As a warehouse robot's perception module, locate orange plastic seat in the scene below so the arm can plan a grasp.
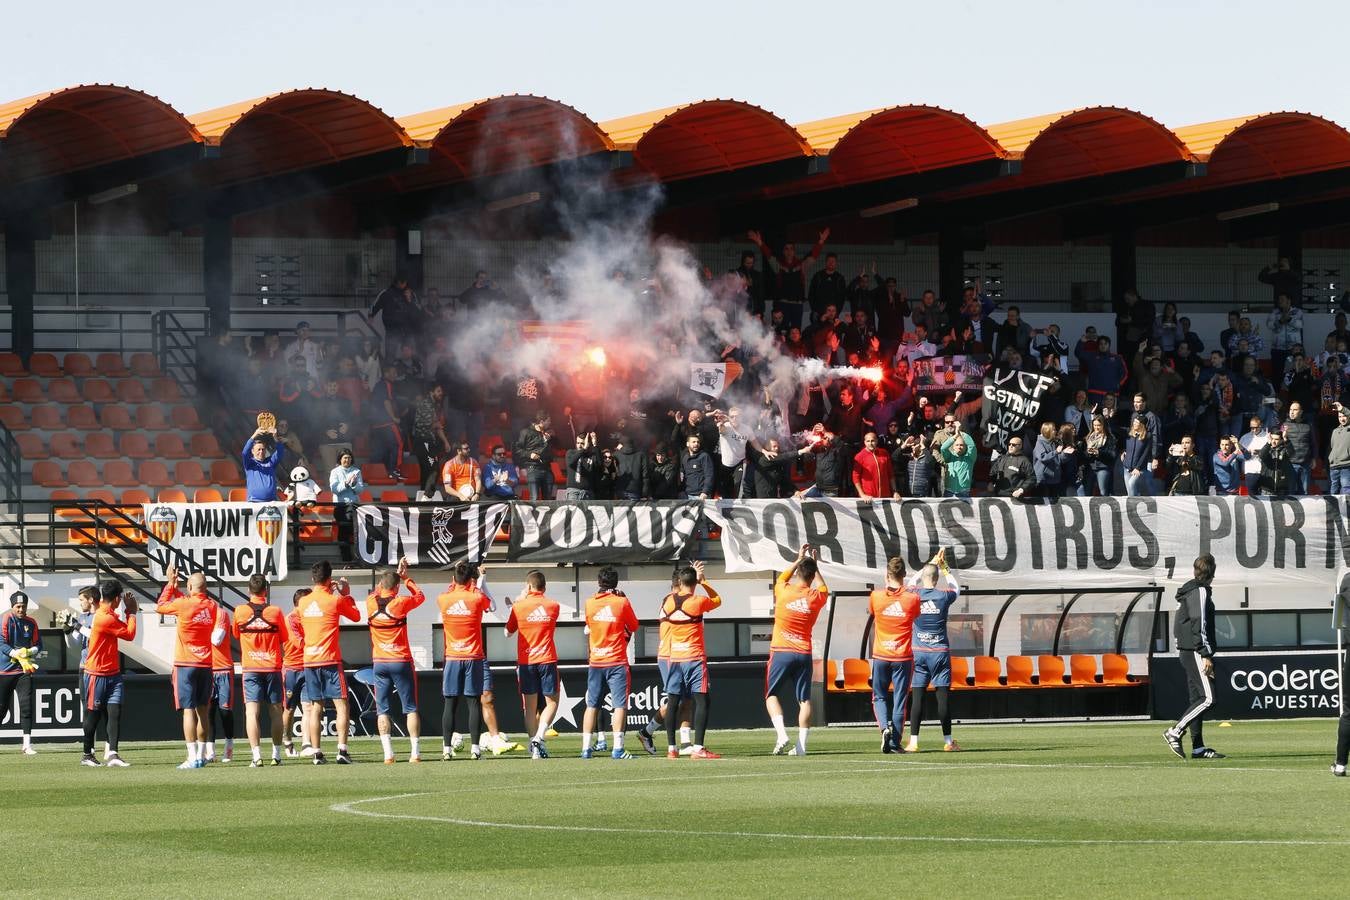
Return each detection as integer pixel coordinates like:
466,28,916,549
194,488,224,503
129,353,160,377
28,353,61,376
824,659,844,692
1070,654,1101,686
950,655,972,688
66,405,99,430
175,461,209,487
973,656,1003,688
67,460,101,488
298,513,335,543
120,489,152,506
841,658,872,692
120,433,153,459
1101,653,1135,685
401,463,421,486
16,433,47,460
190,433,223,458
135,406,169,431
0,352,26,375
47,379,80,404
12,379,43,403
138,461,173,489
62,353,94,377
48,489,77,501
1037,655,1069,687
154,433,189,459
81,379,115,403
380,489,411,503
150,378,182,402
103,460,138,487
171,406,203,431
84,431,120,458
52,432,85,459
100,406,135,430
95,353,129,376
115,380,147,403
33,406,66,430
227,488,248,502
362,463,396,486
210,460,243,486
158,489,188,503
1006,655,1036,687
0,408,26,431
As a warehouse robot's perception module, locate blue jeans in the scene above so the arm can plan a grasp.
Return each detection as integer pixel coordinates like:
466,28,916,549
1124,470,1150,497
1331,467,1350,495
1091,468,1113,497
523,468,552,501
1289,463,1309,495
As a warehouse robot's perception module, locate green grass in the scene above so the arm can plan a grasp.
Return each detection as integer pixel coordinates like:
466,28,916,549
15,720,1350,898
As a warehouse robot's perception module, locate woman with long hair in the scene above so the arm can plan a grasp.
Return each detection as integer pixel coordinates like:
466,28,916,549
1083,415,1117,496
1122,418,1152,497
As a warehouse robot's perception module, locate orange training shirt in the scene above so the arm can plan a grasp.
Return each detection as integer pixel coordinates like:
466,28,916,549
585,591,640,666
156,585,218,668
84,604,136,677
299,585,361,667
869,587,922,661
232,598,289,673
505,591,561,665
438,585,491,660
770,569,829,654
367,579,426,663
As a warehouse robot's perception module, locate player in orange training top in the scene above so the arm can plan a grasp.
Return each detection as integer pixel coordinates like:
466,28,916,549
156,567,230,769
232,573,291,766
80,579,138,768
868,556,921,754
438,560,492,760
367,557,425,763
766,544,829,756
581,566,640,760
505,570,562,760
660,561,722,759
299,561,361,765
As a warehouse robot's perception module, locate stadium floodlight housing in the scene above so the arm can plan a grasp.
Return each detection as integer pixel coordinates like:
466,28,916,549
485,191,541,213
1216,202,1279,221
860,198,919,218
88,183,138,205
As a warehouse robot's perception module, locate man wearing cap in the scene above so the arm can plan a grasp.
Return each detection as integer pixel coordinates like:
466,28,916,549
0,591,42,755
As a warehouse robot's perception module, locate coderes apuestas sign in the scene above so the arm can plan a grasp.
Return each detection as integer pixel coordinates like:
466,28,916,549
1151,652,1342,720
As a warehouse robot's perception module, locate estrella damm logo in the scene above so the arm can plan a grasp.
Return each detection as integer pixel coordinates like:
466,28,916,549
147,506,178,544
256,506,284,545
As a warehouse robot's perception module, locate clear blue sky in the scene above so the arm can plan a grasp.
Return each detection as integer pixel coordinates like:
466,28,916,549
3,0,1344,129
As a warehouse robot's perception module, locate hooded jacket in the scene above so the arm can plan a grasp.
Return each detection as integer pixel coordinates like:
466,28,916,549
613,444,648,498
1172,578,1215,659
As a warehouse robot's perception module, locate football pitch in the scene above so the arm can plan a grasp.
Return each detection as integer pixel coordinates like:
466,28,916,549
16,719,1349,898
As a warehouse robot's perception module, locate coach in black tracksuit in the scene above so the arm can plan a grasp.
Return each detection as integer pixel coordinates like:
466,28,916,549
1164,554,1224,760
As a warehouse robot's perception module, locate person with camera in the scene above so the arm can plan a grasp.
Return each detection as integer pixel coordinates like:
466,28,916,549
1258,430,1297,495
898,426,937,497
561,431,599,501
1211,435,1247,495
1166,436,1207,496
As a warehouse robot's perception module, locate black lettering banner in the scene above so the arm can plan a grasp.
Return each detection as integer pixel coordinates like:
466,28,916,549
355,503,509,567
507,500,701,564
980,367,1059,451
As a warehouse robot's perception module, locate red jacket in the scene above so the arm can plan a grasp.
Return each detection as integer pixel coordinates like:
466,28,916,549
852,447,894,498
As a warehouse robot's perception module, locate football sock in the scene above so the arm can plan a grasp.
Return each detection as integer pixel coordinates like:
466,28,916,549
1336,714,1350,767
692,694,710,748
582,731,592,749
442,698,459,749
271,742,281,761
252,746,262,763
83,706,103,755
410,736,420,756
614,731,624,750
909,689,925,740
466,698,482,748
771,714,788,743
380,734,393,758
185,741,198,762
936,687,952,739
798,727,809,751
107,704,121,754
680,725,692,745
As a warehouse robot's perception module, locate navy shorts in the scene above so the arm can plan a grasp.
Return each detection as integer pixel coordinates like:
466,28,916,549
374,661,418,714
870,659,914,700
481,659,494,692
518,662,559,696
212,671,236,709
658,658,670,685
283,667,309,707
765,651,812,703
304,665,347,701
663,660,708,696
442,659,486,697
911,650,952,690
173,666,212,710
586,665,631,709
243,672,283,704
83,673,123,708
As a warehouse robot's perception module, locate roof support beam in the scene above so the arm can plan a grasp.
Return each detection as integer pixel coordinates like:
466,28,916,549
0,142,210,217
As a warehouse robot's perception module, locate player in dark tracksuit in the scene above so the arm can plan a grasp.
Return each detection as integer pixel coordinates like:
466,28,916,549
0,591,41,754
1164,554,1225,760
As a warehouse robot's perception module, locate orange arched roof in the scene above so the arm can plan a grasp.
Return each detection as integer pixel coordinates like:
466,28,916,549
1177,112,1350,184
394,95,612,189
798,105,1006,184
601,100,813,182
0,84,201,184
998,106,1195,181
187,89,412,183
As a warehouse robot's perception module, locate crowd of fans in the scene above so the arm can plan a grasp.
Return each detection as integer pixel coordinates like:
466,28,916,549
195,243,1350,510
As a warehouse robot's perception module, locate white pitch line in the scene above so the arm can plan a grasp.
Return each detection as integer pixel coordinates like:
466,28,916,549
330,793,1350,847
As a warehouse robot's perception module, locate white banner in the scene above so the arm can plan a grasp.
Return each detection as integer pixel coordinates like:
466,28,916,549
143,502,288,581
703,496,1350,589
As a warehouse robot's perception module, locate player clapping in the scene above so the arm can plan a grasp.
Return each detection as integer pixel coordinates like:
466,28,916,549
81,581,138,767
766,545,829,756
582,567,640,760
367,557,426,764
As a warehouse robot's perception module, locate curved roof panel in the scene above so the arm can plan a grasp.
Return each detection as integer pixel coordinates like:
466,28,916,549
0,85,201,184
1178,112,1350,183
800,105,1006,184
187,89,411,183
602,100,813,182
1009,107,1194,181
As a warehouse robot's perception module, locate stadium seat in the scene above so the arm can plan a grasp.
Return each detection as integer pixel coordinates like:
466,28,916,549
824,659,844,692
380,489,411,503
190,433,223,458
0,352,25,376
95,353,129,376
66,405,99,430
950,655,971,688
31,461,64,488
1101,654,1133,685
154,433,189,460
158,489,188,503
49,489,77,502
47,379,81,404
362,463,396,486
1037,655,1069,686
171,406,203,430
120,489,152,506
1006,655,1036,687
115,380,148,403
129,353,160,377
120,433,153,460
479,435,504,456
175,461,209,487
53,432,85,459
30,405,66,430
0,407,28,431
62,353,94,377
551,461,565,484
103,460,138,488
13,379,44,403
16,433,47,459
67,460,101,488
1069,654,1100,686
210,460,243,486
842,658,871,691
135,406,169,431
358,491,374,503
150,378,182,402
81,379,116,403
227,488,248,502
973,656,1003,688
194,488,224,503
82,431,117,461
298,512,335,543
28,353,61,376
138,461,173,489
402,462,421,486
100,407,135,430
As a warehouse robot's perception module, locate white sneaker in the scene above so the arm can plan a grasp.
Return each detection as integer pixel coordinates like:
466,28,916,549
300,745,317,758
788,744,806,756
678,744,695,756
21,746,36,756
772,737,791,756
450,733,464,753
105,753,130,768
177,760,198,770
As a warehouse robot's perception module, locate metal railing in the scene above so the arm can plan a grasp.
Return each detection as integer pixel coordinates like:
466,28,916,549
0,420,20,507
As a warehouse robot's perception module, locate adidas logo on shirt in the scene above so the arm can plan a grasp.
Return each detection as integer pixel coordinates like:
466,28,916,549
593,606,616,622
786,598,813,614
882,601,908,618
302,600,323,618
526,605,554,623
189,608,215,624
444,600,470,616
